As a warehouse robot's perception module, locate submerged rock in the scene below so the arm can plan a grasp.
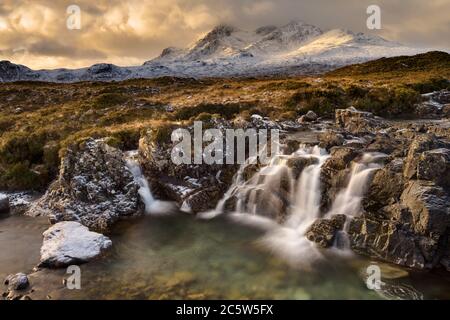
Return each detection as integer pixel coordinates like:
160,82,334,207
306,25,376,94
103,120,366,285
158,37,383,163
39,221,112,268
27,139,142,232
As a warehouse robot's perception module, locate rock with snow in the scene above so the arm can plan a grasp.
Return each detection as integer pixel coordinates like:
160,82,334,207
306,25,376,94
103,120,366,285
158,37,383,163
26,138,142,232
39,221,112,268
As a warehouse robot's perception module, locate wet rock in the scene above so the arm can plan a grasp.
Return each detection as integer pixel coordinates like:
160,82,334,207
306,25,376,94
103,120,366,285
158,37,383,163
39,221,112,268
306,214,346,248
366,134,408,157
0,194,10,214
181,185,226,213
400,180,449,235
326,147,360,170
348,217,430,269
403,134,440,180
286,156,319,179
335,107,385,134
298,110,318,123
138,127,239,213
318,130,344,150
416,90,450,118
364,158,405,212
26,139,142,232
4,273,29,290
320,147,357,210
416,148,450,187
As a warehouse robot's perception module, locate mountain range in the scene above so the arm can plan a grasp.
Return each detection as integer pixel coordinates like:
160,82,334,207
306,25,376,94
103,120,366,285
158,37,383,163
0,20,437,83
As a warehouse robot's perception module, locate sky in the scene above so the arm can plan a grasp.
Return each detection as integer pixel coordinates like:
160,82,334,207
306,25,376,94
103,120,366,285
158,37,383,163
0,0,449,69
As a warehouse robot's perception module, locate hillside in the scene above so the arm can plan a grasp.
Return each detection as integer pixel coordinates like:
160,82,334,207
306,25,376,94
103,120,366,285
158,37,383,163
327,51,450,77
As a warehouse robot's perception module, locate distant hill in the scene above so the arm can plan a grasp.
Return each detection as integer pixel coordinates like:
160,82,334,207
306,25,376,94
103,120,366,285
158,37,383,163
326,51,450,77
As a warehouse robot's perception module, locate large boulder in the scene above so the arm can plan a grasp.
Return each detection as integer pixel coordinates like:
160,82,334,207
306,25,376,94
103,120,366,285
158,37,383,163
27,139,142,232
416,148,450,188
400,180,449,235
39,221,112,268
363,158,405,212
403,134,440,180
348,217,435,269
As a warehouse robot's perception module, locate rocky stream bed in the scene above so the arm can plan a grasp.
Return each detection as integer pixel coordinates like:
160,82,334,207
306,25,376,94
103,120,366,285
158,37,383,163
1,96,450,300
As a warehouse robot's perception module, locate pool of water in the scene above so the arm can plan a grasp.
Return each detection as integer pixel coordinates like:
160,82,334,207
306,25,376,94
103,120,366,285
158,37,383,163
1,213,449,300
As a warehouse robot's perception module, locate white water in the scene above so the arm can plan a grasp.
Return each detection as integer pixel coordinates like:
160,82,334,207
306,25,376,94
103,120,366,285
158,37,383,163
326,153,384,219
211,145,384,266
125,151,176,216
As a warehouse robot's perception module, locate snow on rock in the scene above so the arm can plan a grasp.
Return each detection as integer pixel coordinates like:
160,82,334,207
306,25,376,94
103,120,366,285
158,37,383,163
39,221,112,268
26,138,143,232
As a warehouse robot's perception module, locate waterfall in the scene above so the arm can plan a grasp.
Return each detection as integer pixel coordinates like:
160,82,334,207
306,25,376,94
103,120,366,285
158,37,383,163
326,153,383,218
211,144,384,265
286,146,329,233
125,151,175,215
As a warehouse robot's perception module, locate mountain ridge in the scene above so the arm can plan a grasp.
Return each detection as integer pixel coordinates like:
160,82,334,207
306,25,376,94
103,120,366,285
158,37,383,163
0,20,441,83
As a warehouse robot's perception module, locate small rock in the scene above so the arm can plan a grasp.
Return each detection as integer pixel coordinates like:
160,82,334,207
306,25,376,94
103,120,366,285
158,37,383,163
4,273,29,290
306,214,347,248
297,110,318,123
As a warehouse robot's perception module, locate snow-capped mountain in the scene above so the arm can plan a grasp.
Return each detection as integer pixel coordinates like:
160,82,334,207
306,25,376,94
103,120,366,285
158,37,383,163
0,20,435,83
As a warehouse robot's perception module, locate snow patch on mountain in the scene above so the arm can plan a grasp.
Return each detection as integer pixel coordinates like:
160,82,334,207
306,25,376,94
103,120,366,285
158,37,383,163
0,20,438,83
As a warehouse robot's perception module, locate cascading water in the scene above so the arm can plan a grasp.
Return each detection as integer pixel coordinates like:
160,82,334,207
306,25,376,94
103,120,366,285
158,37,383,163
286,146,329,233
211,144,384,266
125,151,176,215
326,153,384,219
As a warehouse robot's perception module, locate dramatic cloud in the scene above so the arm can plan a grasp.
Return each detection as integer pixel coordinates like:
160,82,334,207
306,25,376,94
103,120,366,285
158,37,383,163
0,0,448,69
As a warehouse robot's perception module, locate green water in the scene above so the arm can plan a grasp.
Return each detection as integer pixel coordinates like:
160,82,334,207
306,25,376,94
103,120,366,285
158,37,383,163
1,213,449,300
